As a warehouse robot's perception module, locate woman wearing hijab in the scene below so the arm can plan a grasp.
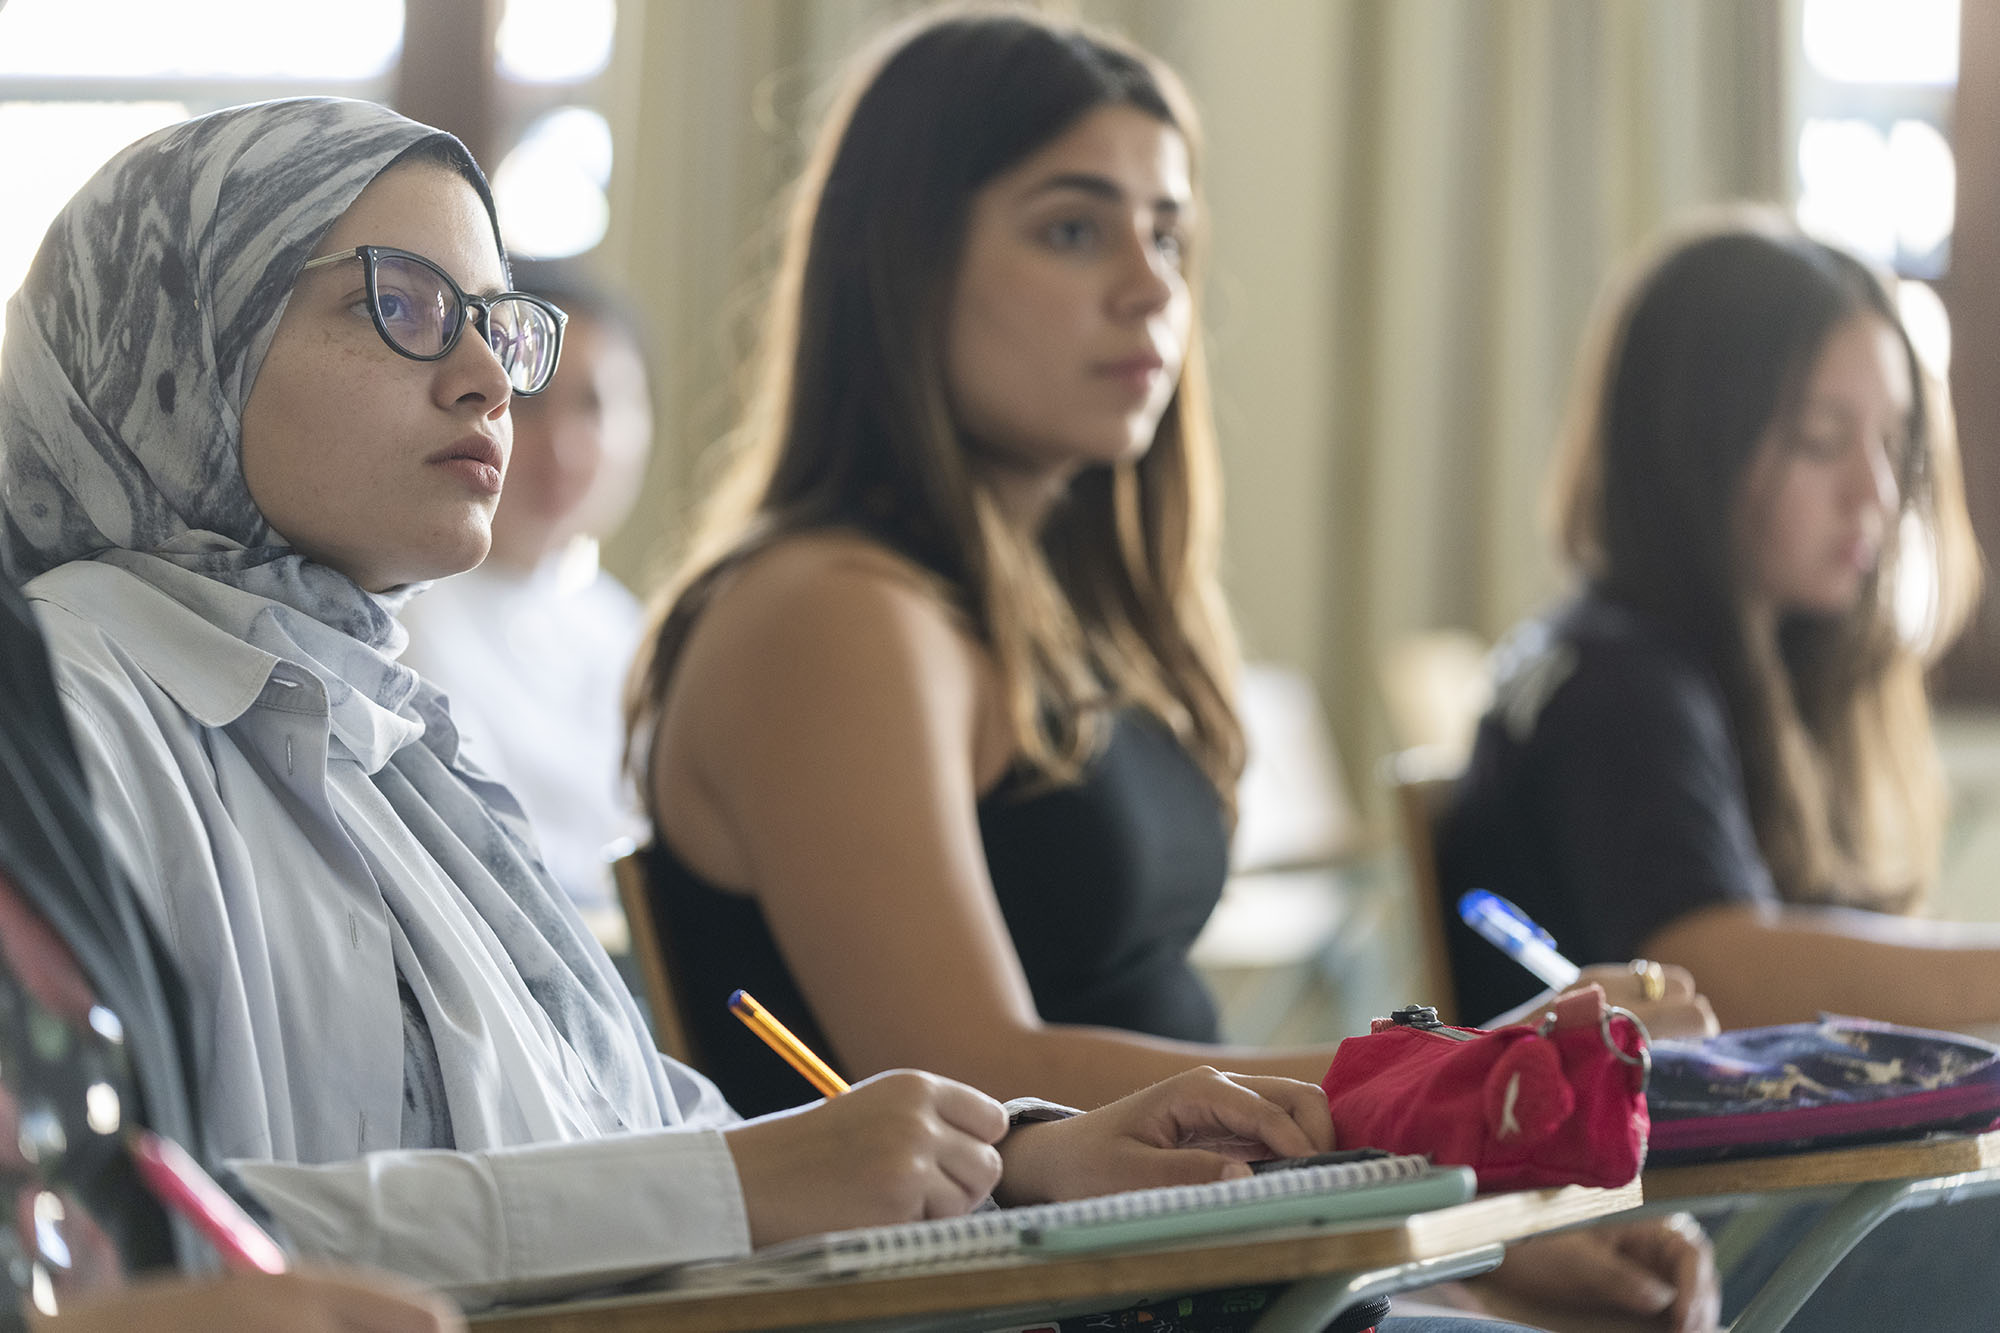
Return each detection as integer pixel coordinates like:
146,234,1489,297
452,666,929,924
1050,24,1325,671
0,97,1347,1313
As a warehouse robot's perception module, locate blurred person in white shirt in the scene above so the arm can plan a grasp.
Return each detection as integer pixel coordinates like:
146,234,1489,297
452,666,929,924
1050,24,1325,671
401,261,655,918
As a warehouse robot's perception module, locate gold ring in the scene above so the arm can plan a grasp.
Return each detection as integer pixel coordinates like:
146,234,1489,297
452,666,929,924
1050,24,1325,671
1631,958,1667,1003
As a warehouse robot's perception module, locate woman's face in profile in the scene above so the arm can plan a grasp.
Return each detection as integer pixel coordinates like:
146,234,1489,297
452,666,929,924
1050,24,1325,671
944,104,1193,484
240,162,514,593
1735,311,1910,617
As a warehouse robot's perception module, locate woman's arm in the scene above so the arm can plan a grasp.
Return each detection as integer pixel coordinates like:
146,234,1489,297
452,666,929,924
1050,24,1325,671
231,1075,976,1309
652,537,1341,1107
33,1268,463,1333
1643,901,2000,1030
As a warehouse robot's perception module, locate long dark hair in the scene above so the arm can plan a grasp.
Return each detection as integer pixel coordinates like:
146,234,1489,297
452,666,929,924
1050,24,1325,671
1550,210,1979,908
629,6,1241,809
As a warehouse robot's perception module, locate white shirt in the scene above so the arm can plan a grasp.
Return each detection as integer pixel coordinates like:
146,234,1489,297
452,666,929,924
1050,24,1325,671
400,542,647,914
26,560,752,1309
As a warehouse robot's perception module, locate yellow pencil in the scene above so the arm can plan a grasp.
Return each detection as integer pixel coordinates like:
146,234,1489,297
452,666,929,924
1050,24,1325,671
728,988,850,1097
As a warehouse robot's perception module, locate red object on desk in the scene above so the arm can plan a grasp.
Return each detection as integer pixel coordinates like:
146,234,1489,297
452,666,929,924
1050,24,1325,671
126,1129,287,1273
1321,986,1649,1191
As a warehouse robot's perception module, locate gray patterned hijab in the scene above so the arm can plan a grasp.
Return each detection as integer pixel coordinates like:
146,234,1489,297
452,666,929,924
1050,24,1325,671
0,98,681,1150
0,97,449,643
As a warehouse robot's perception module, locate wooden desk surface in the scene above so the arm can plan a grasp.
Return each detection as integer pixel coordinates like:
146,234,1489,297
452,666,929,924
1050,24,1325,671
1644,1128,2000,1202
472,1182,1640,1333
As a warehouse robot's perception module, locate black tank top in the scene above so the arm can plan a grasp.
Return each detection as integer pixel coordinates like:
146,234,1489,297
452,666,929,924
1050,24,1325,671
646,709,1230,1116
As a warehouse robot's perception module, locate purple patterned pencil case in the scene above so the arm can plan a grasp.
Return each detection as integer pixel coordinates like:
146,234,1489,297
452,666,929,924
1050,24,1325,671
1646,1017,2000,1164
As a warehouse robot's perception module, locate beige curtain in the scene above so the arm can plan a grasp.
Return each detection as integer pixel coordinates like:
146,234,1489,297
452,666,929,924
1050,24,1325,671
598,0,1785,797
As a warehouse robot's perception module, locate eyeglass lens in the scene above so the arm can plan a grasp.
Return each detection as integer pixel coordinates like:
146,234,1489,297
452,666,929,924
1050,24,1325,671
370,253,560,393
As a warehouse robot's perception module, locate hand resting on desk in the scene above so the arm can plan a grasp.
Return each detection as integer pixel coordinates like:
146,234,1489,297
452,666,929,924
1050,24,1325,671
993,1067,1332,1207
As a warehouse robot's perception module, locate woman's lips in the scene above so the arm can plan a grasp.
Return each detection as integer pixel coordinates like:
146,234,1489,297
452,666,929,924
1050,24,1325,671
1835,533,1880,573
430,436,506,495
1095,352,1169,397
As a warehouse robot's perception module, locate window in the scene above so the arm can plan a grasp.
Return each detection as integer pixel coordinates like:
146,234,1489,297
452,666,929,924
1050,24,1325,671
0,0,406,348
1790,0,1959,372
1789,0,1962,655
488,0,619,260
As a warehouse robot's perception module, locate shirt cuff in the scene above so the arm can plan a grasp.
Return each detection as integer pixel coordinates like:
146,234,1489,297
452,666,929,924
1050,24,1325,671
232,1126,752,1310
1004,1096,1081,1128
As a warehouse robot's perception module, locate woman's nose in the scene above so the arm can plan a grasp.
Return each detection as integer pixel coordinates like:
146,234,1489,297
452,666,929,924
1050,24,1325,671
437,322,514,414
1112,227,1175,318
1855,435,1900,517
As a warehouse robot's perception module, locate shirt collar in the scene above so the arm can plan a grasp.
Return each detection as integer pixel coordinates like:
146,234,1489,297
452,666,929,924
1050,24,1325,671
28,559,426,772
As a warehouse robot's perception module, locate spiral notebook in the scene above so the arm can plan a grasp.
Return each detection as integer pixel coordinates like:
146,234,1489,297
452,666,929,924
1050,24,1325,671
670,1153,1471,1289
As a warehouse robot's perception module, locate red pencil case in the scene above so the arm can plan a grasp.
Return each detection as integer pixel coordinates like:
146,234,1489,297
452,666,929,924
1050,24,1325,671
1319,987,1650,1191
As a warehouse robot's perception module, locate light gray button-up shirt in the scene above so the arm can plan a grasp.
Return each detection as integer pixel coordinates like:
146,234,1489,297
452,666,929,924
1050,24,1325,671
28,559,753,1308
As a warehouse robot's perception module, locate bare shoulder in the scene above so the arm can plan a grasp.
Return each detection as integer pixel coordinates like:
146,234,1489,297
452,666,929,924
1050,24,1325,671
661,530,1002,756
655,531,1014,851
731,530,959,618
691,530,981,671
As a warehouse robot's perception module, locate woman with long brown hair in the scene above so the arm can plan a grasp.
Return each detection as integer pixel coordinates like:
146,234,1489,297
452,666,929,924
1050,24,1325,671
1437,209,1998,1033
630,9,1714,1328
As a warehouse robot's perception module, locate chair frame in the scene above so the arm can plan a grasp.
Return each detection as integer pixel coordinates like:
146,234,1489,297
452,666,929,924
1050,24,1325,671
1385,747,1461,1025
611,848,701,1068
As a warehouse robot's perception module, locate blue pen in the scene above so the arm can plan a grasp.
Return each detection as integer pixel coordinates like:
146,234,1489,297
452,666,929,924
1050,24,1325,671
1457,889,1581,990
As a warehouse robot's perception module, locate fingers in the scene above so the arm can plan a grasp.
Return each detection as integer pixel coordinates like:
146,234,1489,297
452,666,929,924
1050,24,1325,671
1221,1075,1337,1152
863,1071,1005,1218
1579,960,1699,1005
1556,1230,1679,1316
1126,1146,1256,1188
1660,963,1699,1000
285,1269,466,1333
930,1135,1005,1215
1632,997,1718,1041
1668,1235,1722,1333
1137,1068,1331,1161
1620,1214,1720,1333
926,1075,1010,1145
1578,961,1718,1040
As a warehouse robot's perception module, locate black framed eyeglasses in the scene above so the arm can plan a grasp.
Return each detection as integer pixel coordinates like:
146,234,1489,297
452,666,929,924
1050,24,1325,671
298,245,568,395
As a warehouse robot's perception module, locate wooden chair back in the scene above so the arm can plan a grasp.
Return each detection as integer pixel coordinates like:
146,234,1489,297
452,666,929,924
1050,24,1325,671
611,848,699,1067
1385,747,1462,1025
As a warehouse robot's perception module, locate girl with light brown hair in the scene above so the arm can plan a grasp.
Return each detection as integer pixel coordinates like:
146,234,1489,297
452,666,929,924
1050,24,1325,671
1438,209,1998,1034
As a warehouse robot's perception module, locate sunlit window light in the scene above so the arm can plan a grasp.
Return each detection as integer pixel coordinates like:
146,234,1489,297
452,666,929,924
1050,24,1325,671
1804,0,1959,86
0,0,403,79
0,102,189,352
498,0,616,84
492,107,613,259
1797,118,1896,266
1898,279,1952,378
1888,120,1956,260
